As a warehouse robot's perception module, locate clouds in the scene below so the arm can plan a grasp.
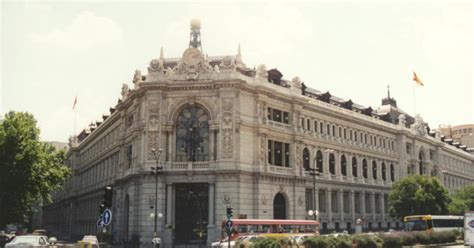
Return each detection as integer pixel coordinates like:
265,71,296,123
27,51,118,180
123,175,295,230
30,11,123,51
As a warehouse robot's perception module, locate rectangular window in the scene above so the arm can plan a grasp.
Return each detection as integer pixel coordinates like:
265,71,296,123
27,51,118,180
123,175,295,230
307,119,311,131
327,124,330,135
301,118,305,130
365,193,371,213
343,192,350,213
314,121,318,132
354,131,358,142
365,134,367,144
126,144,133,168
339,127,342,137
267,107,290,124
305,189,314,211
319,190,326,213
331,191,338,213
344,129,347,139
355,192,361,213
350,130,353,140
268,140,290,167
332,125,336,136
375,194,380,214
283,112,289,124
406,143,412,154
320,122,324,134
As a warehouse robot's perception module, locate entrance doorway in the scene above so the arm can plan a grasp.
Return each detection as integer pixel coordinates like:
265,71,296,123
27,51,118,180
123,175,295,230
273,193,286,219
174,183,209,245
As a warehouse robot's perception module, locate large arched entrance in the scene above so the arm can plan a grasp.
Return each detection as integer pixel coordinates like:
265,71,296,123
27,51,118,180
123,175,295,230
273,193,287,219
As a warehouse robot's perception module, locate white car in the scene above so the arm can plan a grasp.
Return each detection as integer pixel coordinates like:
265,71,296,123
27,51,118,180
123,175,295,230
5,235,49,247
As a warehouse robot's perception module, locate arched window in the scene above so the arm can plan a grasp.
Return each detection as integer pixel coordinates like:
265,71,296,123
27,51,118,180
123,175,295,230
316,150,323,173
419,151,424,175
303,148,310,171
363,159,368,179
175,105,209,162
381,162,386,181
341,155,347,176
329,153,335,174
372,161,377,180
352,157,358,177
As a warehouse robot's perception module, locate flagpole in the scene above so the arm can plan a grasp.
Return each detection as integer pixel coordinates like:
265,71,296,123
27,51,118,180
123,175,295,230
412,79,416,116
73,94,77,136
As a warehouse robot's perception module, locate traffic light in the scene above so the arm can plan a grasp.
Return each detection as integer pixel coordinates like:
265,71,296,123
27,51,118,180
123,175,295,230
226,206,233,220
104,186,113,208
99,203,105,216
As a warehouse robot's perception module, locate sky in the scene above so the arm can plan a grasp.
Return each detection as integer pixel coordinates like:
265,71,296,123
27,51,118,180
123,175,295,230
1,0,472,142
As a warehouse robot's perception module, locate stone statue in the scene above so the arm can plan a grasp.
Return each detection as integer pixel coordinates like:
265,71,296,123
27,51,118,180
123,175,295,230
214,64,220,73
121,84,129,100
398,114,406,127
292,76,302,88
256,64,268,79
132,70,142,89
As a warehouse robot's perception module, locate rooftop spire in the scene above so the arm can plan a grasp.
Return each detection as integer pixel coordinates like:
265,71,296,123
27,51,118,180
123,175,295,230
387,85,391,99
189,19,202,52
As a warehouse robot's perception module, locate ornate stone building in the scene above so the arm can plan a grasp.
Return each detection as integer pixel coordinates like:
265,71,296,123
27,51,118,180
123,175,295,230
43,20,474,247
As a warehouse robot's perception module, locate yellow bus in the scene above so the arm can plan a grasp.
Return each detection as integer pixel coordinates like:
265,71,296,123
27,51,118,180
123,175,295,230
403,215,463,232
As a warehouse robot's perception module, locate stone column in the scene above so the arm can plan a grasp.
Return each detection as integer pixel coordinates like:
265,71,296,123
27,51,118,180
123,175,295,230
339,189,344,221
335,152,341,177
315,188,319,213
348,154,353,181
207,183,216,245
209,127,215,161
381,192,385,224
327,189,332,227
166,184,173,225
361,191,366,220
350,190,356,222
324,152,330,179
371,192,376,221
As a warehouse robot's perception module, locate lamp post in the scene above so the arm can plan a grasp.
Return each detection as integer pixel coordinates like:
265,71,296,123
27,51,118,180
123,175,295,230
151,148,163,248
308,161,320,233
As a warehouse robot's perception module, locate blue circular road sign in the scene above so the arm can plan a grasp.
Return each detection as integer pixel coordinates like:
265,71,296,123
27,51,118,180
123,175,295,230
102,209,112,226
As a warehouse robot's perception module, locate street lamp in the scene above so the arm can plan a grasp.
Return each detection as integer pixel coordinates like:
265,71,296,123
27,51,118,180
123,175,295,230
308,161,320,233
151,148,163,248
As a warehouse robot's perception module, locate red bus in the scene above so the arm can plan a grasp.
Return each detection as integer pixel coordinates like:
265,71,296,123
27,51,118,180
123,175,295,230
220,219,319,240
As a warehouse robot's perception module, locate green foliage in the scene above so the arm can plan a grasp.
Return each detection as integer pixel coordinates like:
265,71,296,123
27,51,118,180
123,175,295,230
449,184,474,215
251,237,282,248
0,111,70,228
352,235,377,248
327,236,351,248
302,236,331,248
379,234,402,248
388,175,451,219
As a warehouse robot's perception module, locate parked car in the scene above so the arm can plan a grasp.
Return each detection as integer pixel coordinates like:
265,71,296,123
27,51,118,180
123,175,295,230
81,235,99,248
5,235,49,247
0,232,10,248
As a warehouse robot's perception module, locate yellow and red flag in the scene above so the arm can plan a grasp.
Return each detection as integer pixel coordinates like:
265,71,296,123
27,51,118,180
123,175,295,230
413,71,424,86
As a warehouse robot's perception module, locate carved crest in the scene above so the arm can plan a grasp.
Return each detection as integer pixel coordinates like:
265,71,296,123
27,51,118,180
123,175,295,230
223,194,232,204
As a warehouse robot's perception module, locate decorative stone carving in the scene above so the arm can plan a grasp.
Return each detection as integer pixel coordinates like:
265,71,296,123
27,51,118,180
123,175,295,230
220,56,235,71
148,59,163,73
171,47,212,80
214,65,220,73
297,196,304,206
121,84,129,100
411,114,427,136
398,114,406,127
260,135,266,163
295,142,301,168
256,64,268,79
292,77,302,89
222,194,232,204
147,131,159,160
261,194,269,205
132,70,142,89
221,98,234,159
148,100,160,130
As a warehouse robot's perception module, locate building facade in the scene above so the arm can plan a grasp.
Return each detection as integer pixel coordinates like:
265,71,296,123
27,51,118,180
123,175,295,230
43,21,474,247
438,124,474,151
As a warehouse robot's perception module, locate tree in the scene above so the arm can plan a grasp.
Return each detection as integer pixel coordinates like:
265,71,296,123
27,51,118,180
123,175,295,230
0,111,70,228
388,175,450,220
448,184,474,215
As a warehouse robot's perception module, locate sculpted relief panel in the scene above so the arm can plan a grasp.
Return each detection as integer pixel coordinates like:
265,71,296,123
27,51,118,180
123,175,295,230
221,98,234,159
148,100,160,159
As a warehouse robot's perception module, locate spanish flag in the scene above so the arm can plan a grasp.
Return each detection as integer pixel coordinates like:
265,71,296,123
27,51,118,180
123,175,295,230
413,71,424,86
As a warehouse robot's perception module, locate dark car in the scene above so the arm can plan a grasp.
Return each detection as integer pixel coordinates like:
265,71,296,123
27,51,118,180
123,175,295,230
0,232,10,248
